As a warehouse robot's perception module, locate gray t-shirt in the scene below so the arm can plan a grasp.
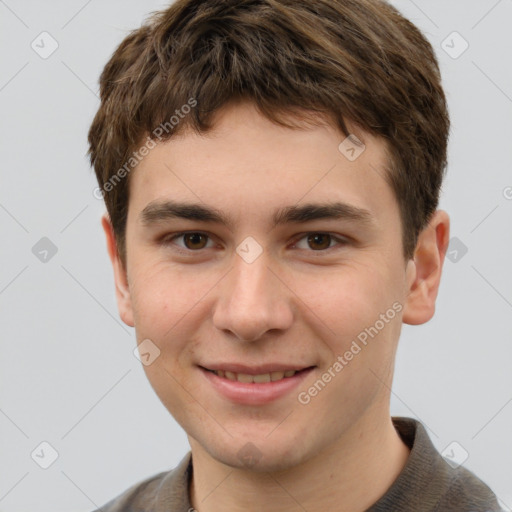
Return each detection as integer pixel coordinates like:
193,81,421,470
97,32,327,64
94,417,502,511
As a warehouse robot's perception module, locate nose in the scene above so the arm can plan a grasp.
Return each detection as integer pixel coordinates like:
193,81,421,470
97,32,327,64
212,251,294,342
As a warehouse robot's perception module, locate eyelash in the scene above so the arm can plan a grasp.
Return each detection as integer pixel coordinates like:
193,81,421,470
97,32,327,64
161,231,350,255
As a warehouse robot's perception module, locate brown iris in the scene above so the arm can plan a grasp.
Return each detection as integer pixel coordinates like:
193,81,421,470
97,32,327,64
307,233,331,250
179,232,333,251
183,233,208,250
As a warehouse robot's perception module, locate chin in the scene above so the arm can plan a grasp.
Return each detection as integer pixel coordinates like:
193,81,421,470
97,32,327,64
202,435,310,474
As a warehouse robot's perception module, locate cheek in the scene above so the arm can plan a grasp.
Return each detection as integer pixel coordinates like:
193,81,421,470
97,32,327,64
128,261,221,376
129,259,207,332
298,262,392,331
130,265,205,414
294,261,403,373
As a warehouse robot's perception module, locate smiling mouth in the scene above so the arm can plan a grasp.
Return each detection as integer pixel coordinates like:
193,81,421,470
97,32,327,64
200,366,315,384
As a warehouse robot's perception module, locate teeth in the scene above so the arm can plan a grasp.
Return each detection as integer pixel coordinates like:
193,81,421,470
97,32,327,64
237,372,254,383
270,371,285,381
213,369,299,382
253,373,271,383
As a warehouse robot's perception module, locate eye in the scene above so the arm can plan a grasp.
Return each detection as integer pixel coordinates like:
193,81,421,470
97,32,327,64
163,232,215,251
161,231,349,254
293,232,348,251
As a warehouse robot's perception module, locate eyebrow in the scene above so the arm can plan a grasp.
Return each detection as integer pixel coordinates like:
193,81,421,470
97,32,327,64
140,200,374,230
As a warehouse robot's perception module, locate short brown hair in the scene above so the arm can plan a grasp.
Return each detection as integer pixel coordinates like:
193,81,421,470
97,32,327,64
88,0,450,265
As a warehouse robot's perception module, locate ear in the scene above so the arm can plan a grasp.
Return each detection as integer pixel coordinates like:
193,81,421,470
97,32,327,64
402,210,450,325
101,213,135,327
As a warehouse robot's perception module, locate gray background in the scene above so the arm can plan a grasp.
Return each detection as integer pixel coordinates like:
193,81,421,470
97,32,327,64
1,0,511,510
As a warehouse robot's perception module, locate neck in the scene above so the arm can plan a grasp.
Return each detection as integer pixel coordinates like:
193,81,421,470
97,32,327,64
189,414,410,512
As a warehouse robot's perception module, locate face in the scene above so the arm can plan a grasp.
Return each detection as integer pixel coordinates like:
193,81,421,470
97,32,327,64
105,101,443,472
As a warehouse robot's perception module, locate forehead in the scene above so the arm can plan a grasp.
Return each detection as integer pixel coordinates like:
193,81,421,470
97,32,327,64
127,102,399,230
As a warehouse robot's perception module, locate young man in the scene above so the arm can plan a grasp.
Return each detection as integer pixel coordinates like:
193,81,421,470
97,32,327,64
88,0,502,510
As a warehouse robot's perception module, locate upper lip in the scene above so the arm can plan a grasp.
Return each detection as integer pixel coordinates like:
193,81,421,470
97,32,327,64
200,363,315,375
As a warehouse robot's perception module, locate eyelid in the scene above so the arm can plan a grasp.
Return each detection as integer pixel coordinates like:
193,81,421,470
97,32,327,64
290,232,350,251
162,231,217,252
162,231,350,253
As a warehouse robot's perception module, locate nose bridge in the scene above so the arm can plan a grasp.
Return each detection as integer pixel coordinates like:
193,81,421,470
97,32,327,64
213,250,292,341
232,253,272,305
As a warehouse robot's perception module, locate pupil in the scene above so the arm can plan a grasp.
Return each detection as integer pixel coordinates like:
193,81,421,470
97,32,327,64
186,233,205,249
308,233,330,250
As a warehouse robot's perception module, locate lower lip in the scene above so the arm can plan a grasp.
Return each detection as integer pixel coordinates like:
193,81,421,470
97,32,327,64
199,366,315,405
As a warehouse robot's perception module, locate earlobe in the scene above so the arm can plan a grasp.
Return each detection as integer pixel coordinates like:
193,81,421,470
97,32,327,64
101,214,135,327
402,210,450,325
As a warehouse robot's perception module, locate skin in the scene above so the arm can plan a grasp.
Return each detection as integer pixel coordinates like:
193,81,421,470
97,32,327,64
102,101,450,512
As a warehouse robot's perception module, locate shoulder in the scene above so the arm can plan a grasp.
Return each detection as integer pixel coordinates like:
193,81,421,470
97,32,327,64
438,465,503,511
90,451,193,512
90,470,170,512
384,418,502,511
